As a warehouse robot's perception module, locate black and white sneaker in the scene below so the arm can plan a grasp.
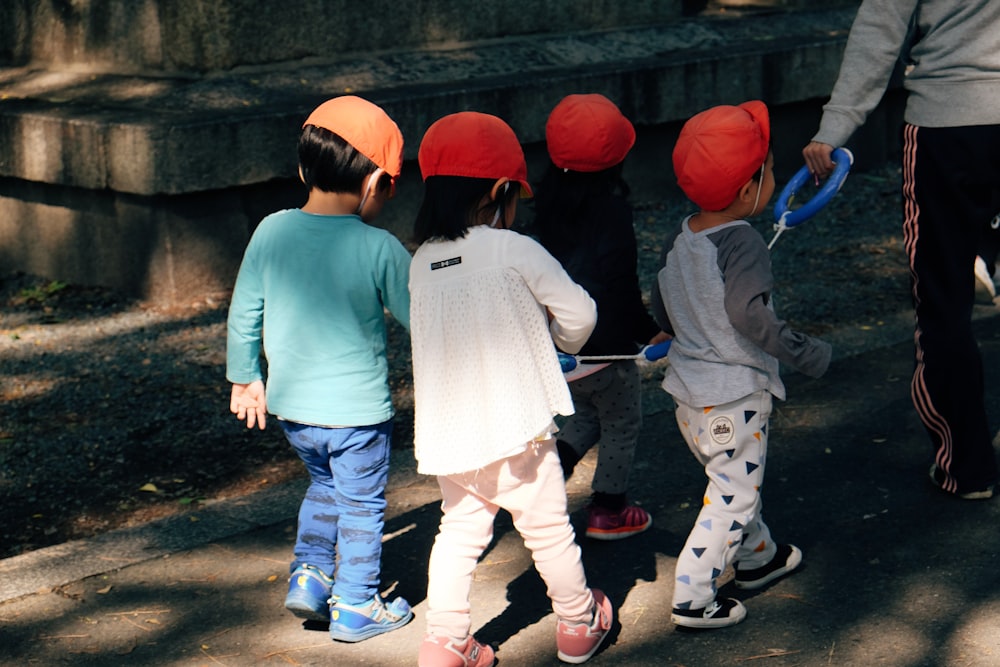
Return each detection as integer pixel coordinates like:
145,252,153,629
734,544,802,590
671,597,746,629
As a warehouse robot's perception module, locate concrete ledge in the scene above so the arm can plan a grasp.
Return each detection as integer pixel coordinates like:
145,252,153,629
0,9,857,196
0,6,886,302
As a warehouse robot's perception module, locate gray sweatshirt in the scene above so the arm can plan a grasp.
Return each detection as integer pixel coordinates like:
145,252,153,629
652,218,831,408
814,0,1000,148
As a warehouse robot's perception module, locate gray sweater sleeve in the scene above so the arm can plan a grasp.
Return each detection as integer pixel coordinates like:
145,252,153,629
813,0,915,147
714,226,832,378
815,0,1000,147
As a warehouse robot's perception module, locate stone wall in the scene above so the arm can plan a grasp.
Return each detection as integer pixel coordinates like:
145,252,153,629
0,1,683,72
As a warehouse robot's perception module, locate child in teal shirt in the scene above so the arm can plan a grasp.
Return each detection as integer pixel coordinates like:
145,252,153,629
226,95,413,643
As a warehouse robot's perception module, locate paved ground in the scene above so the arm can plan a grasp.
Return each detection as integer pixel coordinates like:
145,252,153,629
1,307,999,666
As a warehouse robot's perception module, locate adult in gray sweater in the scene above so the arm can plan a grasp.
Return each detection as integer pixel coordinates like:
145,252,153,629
803,0,1000,500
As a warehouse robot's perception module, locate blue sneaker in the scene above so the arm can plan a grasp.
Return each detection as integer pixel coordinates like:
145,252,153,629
284,564,333,622
329,593,413,642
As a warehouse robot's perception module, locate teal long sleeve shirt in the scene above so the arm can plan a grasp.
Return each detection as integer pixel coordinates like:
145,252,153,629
226,209,411,427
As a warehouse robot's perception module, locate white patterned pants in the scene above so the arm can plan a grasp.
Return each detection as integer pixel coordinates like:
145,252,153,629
671,390,777,610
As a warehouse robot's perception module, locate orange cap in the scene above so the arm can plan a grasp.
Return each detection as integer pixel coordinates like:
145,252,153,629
545,94,636,172
303,96,404,179
672,101,770,211
417,111,533,197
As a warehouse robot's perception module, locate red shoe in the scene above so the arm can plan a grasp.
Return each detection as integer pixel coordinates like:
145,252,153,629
556,589,613,663
585,504,652,540
418,634,494,667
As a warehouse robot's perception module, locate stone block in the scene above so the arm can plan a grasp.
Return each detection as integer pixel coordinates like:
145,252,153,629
0,179,271,303
0,100,109,191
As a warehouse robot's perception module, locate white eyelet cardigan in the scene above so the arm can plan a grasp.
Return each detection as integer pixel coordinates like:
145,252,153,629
408,226,597,476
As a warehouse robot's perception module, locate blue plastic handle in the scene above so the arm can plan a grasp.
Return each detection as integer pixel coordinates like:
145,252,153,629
559,353,578,373
774,147,853,228
642,339,671,361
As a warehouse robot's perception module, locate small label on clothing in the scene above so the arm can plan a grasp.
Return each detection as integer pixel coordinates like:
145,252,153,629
710,415,735,445
430,257,462,270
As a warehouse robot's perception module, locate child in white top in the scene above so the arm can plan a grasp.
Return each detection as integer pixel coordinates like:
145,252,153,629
409,111,613,666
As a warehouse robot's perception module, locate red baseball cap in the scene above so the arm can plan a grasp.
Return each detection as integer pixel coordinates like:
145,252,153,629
672,100,771,211
303,96,404,180
545,94,636,172
417,111,533,197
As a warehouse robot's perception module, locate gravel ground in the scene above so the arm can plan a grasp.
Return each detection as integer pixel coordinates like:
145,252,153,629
0,161,931,560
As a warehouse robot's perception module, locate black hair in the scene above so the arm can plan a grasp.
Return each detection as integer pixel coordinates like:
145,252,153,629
530,161,630,247
298,124,390,194
413,176,520,244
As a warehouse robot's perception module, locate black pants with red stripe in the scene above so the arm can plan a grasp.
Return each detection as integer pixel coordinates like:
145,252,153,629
902,123,1000,495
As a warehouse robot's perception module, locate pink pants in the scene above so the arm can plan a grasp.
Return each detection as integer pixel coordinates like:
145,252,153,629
425,438,594,642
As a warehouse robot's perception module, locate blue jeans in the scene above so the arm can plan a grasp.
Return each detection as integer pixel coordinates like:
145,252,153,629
280,419,392,605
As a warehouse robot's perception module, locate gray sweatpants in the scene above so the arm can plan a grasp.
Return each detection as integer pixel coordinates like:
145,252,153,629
558,360,642,495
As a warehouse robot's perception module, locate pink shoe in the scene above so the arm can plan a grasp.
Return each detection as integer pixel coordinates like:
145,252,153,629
585,504,652,540
556,588,614,664
418,634,495,667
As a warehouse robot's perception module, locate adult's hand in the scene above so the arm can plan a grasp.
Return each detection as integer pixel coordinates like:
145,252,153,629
803,141,836,179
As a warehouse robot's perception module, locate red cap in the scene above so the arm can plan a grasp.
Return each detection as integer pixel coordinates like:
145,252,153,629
545,94,636,172
418,111,533,197
672,101,771,211
303,96,404,179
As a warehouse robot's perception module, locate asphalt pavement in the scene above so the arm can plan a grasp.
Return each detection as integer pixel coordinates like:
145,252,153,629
2,308,999,667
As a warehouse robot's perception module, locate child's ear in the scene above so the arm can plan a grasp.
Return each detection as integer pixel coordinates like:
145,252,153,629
361,168,387,197
736,178,756,203
489,177,511,201
376,171,395,198
298,166,306,185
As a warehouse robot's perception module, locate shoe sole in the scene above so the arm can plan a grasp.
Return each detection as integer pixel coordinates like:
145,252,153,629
284,591,330,622
955,487,996,500
330,611,414,642
586,524,651,540
670,610,746,629
671,601,747,629
734,545,803,590
285,598,329,622
586,516,652,541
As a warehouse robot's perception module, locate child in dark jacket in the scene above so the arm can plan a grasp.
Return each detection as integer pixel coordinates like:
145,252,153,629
532,94,669,540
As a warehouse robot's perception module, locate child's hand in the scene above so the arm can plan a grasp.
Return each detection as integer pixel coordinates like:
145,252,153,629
230,381,267,430
648,331,672,346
